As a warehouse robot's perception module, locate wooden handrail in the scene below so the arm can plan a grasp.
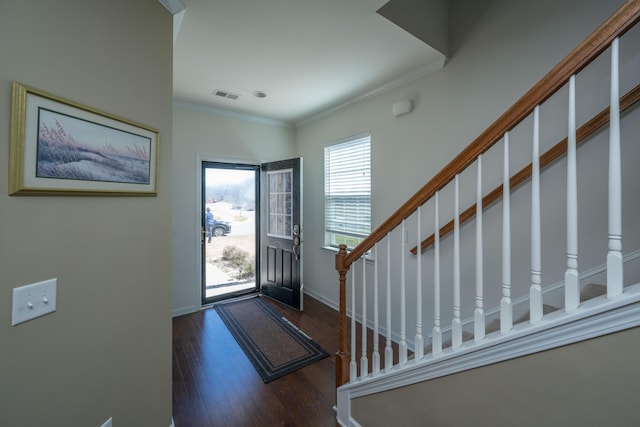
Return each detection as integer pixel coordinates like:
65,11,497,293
335,0,640,389
410,83,640,255
337,0,640,270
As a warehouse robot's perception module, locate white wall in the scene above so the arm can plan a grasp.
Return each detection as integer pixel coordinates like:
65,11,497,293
295,0,639,342
0,1,173,425
172,104,295,315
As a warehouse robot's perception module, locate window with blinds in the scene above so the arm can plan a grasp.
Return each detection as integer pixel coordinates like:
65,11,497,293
324,133,371,249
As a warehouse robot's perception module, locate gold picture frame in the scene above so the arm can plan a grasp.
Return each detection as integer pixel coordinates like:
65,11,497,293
9,81,159,196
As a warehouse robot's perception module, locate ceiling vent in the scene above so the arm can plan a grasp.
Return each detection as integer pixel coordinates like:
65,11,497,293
212,89,240,100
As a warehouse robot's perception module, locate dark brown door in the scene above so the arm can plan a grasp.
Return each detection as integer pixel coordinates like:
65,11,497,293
260,158,303,310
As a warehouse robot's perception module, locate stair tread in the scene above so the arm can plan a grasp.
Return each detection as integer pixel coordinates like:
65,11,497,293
581,283,607,300
422,284,607,354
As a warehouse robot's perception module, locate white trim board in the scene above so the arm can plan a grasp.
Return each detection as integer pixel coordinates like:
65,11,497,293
337,282,640,426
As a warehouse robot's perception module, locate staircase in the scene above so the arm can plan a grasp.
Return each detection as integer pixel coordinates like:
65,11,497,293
334,2,640,425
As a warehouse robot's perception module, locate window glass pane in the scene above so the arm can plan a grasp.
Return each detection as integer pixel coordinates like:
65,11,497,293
324,134,371,249
269,174,276,193
285,193,292,214
284,215,292,236
276,173,283,192
267,169,293,238
284,172,291,192
279,193,286,214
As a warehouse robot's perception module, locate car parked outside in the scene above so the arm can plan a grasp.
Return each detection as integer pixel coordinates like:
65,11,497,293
211,218,231,237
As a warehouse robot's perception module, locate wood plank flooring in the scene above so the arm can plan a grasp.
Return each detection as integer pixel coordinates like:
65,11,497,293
172,294,339,427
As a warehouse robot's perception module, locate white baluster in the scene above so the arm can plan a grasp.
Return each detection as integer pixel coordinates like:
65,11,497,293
565,75,580,312
385,235,393,371
360,257,368,378
474,156,485,342
399,220,408,366
432,192,442,355
452,175,462,348
608,37,624,298
530,106,543,323
372,244,380,375
415,206,424,360
501,133,513,333
350,268,357,381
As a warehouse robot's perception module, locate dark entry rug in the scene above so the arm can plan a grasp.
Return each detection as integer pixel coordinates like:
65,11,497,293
215,297,329,383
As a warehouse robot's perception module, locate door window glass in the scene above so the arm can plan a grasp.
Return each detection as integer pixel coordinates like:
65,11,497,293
267,169,293,238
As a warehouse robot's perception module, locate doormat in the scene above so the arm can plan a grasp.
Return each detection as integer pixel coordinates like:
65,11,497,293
215,297,329,383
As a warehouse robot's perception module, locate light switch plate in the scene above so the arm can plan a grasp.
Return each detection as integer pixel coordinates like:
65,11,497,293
11,278,57,326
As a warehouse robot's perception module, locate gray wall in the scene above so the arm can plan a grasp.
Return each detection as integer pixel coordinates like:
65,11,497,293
169,0,640,333
171,104,295,315
0,1,173,426
351,326,640,426
295,0,639,340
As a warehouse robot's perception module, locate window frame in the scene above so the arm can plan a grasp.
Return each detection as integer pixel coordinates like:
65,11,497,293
324,132,372,250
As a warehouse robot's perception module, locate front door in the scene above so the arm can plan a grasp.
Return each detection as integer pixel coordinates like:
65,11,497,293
260,158,303,310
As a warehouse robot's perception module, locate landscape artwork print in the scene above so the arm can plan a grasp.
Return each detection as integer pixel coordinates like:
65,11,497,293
36,108,151,185
9,81,158,196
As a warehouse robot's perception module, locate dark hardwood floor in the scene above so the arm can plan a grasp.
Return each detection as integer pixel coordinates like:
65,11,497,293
172,294,340,427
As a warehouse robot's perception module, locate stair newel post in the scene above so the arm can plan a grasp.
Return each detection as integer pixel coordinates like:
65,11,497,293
474,156,485,342
565,75,580,312
399,220,408,366
385,235,394,371
335,244,350,388
372,243,380,375
350,268,358,381
530,106,543,323
360,256,368,379
501,133,513,333
608,37,624,298
432,192,443,355
415,206,424,360
452,175,462,348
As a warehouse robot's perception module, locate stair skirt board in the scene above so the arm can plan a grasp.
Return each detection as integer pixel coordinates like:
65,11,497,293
337,282,640,427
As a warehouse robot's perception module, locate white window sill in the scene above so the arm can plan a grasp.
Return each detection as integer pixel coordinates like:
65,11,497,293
320,245,373,262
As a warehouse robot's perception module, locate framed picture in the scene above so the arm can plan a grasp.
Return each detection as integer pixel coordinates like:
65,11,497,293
9,81,159,196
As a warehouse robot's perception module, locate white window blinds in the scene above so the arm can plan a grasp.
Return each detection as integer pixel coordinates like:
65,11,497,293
324,133,371,248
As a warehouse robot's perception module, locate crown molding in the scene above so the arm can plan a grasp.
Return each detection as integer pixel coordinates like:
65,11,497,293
297,54,446,128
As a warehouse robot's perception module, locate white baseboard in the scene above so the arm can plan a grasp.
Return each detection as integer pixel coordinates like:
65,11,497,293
305,288,339,310
172,305,198,317
304,288,413,351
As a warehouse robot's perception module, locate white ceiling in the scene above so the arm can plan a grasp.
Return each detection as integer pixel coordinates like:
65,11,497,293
170,0,445,126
